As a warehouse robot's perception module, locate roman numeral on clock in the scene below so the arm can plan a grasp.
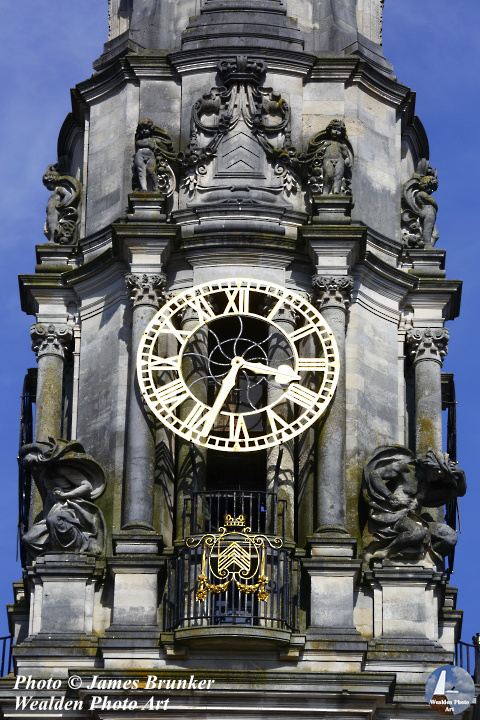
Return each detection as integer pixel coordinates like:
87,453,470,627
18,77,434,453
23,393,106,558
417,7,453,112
229,415,250,442
143,355,179,371
297,358,327,371
288,324,317,343
184,295,216,324
283,383,319,409
154,380,189,410
224,286,250,314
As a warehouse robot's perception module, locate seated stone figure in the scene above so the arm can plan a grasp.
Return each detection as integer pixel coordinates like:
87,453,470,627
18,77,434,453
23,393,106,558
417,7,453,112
362,445,466,564
20,438,106,557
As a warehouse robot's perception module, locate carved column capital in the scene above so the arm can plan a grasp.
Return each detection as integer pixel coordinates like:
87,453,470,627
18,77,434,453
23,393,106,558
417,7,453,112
125,273,167,309
406,327,449,365
31,323,73,360
312,275,354,312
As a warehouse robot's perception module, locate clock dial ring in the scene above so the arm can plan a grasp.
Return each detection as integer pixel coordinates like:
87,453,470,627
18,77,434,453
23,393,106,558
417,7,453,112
137,278,340,452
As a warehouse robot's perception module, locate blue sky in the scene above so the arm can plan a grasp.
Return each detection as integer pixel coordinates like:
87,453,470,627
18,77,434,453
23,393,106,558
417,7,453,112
0,0,478,648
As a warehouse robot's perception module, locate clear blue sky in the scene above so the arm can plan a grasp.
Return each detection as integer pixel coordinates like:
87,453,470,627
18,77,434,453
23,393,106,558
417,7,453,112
0,1,478,645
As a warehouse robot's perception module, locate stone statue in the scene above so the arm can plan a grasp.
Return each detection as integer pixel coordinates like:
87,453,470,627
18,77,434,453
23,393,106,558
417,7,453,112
305,119,353,195
132,119,176,195
20,438,106,557
401,158,439,247
362,445,466,564
43,164,82,245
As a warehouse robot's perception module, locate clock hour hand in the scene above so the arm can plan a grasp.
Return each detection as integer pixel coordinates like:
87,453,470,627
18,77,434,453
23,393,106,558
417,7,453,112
199,357,245,438
241,361,301,385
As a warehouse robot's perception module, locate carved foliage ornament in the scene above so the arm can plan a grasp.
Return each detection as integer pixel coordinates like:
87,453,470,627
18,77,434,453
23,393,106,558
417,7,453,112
126,273,167,309
132,119,177,195
312,275,354,312
402,158,439,248
406,327,449,365
362,445,466,564
187,514,283,602
43,164,82,245
31,323,73,360
20,438,106,557
178,56,304,197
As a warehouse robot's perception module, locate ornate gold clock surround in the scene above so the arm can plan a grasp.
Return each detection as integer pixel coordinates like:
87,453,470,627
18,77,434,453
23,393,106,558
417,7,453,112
137,278,340,452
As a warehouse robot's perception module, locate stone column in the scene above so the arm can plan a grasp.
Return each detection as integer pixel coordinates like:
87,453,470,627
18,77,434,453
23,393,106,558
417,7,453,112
175,307,207,538
122,273,166,531
30,323,73,442
406,327,449,455
312,275,354,535
266,306,296,540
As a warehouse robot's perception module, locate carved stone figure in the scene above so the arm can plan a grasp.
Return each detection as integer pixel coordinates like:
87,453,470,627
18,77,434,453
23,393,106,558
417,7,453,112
401,158,439,248
363,445,466,564
178,56,303,201
305,120,353,195
132,119,177,195
42,164,82,245
20,438,106,557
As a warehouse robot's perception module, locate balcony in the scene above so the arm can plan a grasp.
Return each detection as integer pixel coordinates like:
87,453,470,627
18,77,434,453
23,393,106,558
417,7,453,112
166,491,299,644
182,490,286,537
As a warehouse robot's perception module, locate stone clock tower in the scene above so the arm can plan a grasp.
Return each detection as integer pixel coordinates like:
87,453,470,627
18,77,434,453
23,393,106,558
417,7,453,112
0,0,469,718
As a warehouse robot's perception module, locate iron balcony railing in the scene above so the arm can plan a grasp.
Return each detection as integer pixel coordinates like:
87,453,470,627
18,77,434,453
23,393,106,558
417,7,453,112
165,544,299,633
0,636,13,677
183,490,286,537
456,637,480,683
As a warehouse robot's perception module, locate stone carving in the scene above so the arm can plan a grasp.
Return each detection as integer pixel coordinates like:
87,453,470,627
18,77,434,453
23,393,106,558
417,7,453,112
31,324,73,360
363,445,466,563
178,56,303,200
305,120,353,195
402,158,439,248
43,164,82,245
312,275,354,311
20,439,106,557
125,273,167,309
132,119,177,195
406,327,449,365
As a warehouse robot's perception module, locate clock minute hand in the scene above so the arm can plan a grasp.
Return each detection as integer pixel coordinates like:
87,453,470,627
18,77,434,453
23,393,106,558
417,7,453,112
241,361,301,385
199,357,245,438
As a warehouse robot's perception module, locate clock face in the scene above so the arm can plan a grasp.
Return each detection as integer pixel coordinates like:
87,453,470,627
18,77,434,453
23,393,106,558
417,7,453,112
137,278,339,452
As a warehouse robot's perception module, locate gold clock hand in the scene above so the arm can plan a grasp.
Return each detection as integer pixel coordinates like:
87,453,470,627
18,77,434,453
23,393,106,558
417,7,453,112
241,361,301,384
199,357,245,438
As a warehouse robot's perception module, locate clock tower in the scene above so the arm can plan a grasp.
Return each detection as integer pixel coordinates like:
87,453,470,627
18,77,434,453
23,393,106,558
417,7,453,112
1,0,469,717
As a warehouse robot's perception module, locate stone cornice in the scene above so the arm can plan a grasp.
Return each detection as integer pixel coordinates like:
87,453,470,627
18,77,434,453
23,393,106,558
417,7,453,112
19,273,76,318
169,47,316,78
407,278,462,321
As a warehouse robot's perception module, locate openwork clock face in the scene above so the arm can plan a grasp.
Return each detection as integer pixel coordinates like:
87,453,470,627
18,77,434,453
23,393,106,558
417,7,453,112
137,278,339,452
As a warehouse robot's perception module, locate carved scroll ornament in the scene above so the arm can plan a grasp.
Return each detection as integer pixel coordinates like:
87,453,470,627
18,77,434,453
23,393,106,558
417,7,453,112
362,445,466,564
178,56,303,198
43,164,82,245
20,438,106,557
402,158,439,248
